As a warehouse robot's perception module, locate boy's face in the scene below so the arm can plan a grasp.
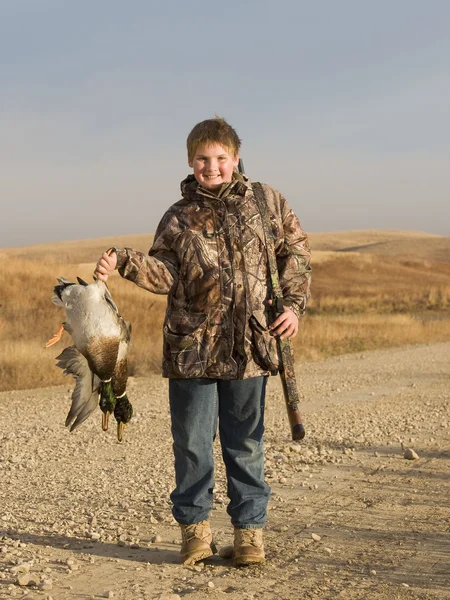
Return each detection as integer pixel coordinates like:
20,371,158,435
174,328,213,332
189,143,239,191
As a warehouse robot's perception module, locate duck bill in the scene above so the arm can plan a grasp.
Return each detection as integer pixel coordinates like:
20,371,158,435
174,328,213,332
102,411,110,432
117,421,125,442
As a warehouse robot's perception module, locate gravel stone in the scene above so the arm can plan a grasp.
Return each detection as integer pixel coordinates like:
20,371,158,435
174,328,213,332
404,448,420,460
10,562,31,574
17,572,31,586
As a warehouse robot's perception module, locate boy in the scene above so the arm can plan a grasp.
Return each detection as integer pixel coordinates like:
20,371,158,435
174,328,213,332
95,117,311,566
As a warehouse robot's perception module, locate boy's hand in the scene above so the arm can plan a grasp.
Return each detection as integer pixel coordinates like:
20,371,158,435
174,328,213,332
95,251,117,282
268,302,299,339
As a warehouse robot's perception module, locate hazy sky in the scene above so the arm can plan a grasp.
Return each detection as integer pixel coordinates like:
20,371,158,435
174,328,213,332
1,0,450,248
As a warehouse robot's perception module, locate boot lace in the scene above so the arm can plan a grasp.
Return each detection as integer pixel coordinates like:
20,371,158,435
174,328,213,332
183,520,211,542
236,529,263,548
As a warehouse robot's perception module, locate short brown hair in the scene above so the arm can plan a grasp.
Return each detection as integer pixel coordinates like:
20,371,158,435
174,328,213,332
187,116,241,161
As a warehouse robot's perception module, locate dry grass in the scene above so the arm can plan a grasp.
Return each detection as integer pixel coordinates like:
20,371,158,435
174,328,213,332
1,230,450,392
294,313,450,361
309,253,450,313
309,229,450,264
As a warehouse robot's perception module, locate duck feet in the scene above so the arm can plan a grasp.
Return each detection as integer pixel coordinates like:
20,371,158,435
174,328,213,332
44,324,65,348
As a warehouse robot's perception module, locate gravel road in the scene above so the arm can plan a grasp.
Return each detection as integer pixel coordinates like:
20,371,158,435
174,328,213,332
1,342,449,600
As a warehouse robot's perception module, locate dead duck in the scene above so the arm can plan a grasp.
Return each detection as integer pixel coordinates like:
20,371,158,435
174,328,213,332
46,276,132,440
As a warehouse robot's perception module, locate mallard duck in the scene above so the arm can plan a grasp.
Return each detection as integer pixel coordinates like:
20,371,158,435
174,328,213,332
46,277,132,441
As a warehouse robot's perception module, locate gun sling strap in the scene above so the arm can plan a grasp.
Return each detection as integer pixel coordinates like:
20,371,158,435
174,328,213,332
251,182,301,411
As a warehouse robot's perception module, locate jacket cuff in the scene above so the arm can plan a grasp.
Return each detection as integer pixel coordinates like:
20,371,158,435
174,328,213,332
284,298,307,319
107,247,127,270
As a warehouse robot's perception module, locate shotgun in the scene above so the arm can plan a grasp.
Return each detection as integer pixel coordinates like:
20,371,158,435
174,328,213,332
238,159,305,441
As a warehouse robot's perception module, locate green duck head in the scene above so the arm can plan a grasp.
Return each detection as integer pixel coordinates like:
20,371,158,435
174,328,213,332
99,380,116,431
114,393,133,442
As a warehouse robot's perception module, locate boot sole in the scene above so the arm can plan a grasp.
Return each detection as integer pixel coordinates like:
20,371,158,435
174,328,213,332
234,556,266,567
181,543,217,566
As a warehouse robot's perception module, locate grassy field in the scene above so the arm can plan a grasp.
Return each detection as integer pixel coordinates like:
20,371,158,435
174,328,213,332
1,230,450,392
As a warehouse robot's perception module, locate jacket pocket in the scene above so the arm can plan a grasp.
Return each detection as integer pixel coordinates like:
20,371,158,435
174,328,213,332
163,312,208,377
249,310,280,373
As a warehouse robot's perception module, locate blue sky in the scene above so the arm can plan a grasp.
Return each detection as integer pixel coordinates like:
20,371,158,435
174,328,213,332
1,0,449,247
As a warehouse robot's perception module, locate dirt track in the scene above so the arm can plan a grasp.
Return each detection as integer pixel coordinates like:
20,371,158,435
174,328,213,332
1,342,449,600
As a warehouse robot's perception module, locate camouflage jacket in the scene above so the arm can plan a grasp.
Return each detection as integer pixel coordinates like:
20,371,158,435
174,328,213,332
114,173,311,379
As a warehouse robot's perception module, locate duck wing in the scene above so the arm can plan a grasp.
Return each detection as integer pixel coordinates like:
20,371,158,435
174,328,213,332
102,283,120,315
69,390,100,432
56,346,101,431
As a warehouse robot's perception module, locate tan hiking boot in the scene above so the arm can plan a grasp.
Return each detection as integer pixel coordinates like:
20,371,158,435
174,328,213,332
180,520,217,565
234,528,265,566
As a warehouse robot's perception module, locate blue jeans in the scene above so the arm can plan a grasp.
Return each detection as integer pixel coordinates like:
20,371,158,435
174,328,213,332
169,377,270,529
